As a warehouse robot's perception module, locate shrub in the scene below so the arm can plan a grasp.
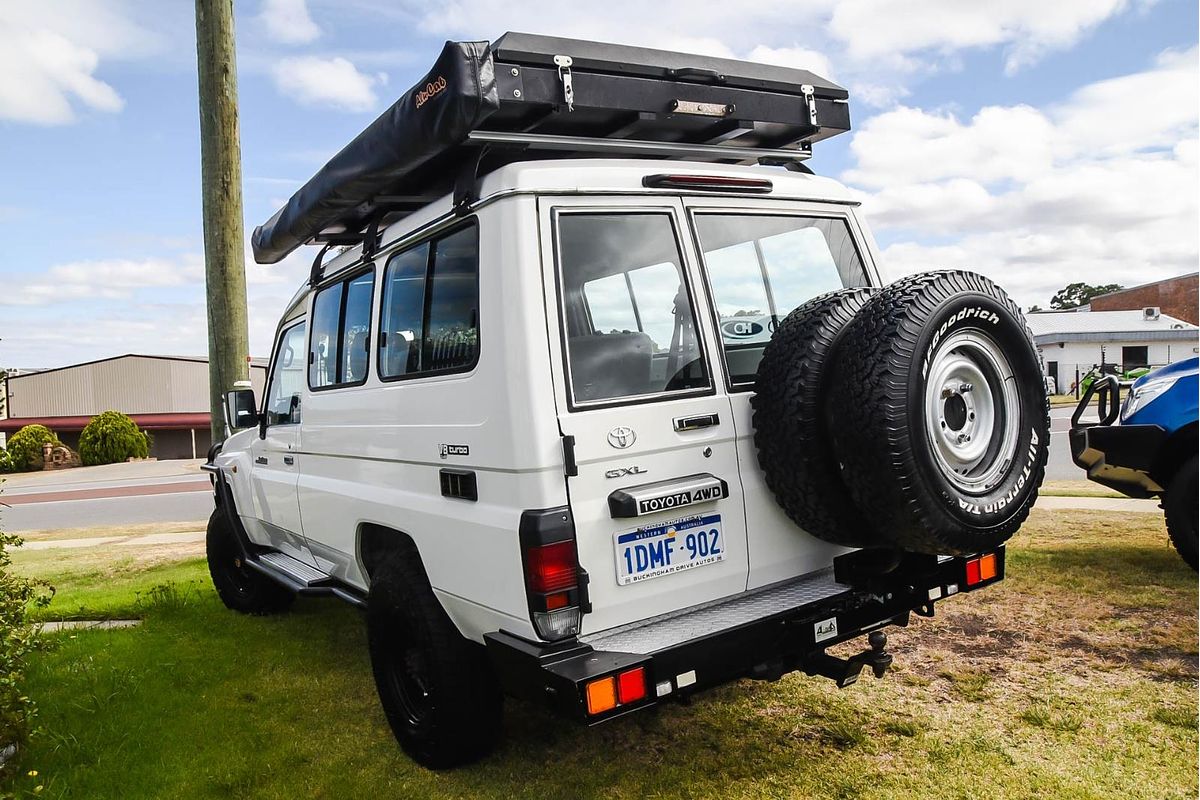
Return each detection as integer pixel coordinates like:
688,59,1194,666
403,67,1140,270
0,511,52,773
78,411,151,466
5,426,60,472
0,449,13,475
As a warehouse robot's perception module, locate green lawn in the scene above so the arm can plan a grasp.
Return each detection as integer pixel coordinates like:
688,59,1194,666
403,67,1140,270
4,509,1197,799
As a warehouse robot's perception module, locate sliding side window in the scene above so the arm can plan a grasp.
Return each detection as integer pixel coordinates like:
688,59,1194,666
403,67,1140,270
379,223,480,380
308,268,376,390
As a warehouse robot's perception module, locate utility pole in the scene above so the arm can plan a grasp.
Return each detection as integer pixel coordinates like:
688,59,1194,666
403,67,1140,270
195,0,250,445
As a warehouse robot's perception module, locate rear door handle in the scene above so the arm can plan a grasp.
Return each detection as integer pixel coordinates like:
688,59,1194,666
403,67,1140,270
255,456,268,465
283,456,295,465
674,413,720,432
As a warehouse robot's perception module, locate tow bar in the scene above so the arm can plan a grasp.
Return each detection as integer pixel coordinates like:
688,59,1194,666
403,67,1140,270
802,631,893,688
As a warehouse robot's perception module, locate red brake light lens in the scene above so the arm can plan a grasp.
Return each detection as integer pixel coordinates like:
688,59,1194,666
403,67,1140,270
526,541,577,593
617,667,647,704
642,174,773,193
965,558,982,586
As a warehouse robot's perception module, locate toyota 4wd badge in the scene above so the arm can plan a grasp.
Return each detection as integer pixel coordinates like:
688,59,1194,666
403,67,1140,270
607,426,636,449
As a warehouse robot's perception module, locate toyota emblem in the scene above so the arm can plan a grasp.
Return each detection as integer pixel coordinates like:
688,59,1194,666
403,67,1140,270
607,426,637,449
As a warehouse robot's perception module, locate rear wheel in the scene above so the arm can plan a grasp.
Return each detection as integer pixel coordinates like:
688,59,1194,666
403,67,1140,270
1164,457,1198,570
206,509,294,615
367,547,502,769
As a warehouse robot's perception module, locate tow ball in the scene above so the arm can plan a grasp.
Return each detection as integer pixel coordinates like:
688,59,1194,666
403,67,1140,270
802,631,894,688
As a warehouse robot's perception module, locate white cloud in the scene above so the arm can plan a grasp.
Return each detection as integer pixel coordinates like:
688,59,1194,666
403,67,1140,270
829,0,1138,74
0,1,161,125
0,255,204,306
845,47,1198,307
272,56,384,112
258,0,321,45
746,45,834,79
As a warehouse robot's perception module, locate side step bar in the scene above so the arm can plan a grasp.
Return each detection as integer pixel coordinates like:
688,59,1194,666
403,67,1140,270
245,551,369,609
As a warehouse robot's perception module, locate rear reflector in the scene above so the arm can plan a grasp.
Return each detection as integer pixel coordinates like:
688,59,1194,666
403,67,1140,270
617,667,647,704
526,540,577,593
979,553,997,581
586,677,618,715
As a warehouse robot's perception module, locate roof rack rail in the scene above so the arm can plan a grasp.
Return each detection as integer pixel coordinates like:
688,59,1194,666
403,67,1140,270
463,131,812,164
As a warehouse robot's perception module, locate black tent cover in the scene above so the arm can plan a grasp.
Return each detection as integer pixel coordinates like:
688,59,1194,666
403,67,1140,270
251,33,849,265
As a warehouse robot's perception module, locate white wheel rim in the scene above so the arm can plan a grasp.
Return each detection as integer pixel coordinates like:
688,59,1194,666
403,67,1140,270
923,329,1020,494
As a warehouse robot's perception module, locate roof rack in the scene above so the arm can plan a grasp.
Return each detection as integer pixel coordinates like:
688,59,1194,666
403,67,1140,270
252,33,850,265
462,130,812,163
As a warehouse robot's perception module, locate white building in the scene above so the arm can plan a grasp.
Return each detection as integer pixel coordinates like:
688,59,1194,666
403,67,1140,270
1027,307,1199,393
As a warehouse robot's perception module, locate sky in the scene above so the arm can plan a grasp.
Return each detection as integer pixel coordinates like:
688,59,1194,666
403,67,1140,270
0,0,1196,368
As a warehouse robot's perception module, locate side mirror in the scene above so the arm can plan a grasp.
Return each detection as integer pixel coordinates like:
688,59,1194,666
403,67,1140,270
223,389,259,430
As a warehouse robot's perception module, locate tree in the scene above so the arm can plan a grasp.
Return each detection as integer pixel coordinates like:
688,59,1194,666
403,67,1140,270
1049,282,1124,310
1028,304,1043,313
78,411,151,466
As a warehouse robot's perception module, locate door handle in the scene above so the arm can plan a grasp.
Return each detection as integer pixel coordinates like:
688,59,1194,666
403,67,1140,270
255,456,268,465
283,456,295,465
674,413,720,432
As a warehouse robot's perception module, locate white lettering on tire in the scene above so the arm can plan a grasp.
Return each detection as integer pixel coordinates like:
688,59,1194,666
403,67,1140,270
956,427,1040,515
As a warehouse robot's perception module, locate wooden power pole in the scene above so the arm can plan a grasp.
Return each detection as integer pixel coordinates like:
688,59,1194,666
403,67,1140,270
195,0,250,446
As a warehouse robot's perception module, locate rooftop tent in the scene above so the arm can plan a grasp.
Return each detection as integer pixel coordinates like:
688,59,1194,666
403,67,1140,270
251,32,851,265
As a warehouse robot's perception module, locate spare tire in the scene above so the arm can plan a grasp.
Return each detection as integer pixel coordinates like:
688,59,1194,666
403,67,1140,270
829,271,1049,555
752,288,879,548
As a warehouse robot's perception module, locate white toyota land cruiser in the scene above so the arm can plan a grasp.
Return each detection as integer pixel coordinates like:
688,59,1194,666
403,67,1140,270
205,33,1050,769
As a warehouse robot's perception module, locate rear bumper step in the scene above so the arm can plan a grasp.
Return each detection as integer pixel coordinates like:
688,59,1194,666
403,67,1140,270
485,548,1003,722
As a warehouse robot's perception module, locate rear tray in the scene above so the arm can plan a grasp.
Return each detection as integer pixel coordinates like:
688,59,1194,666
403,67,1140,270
252,32,851,265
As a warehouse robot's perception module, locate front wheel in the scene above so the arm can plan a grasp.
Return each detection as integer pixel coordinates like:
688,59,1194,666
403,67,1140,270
206,509,294,615
1164,457,1198,570
367,548,502,769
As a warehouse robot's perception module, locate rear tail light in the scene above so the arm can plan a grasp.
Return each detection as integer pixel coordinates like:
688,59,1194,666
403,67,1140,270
617,666,647,704
523,535,582,641
526,540,577,593
965,552,1000,587
585,666,649,716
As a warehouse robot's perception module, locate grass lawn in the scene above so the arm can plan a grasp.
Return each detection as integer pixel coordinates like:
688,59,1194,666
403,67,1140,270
4,509,1196,799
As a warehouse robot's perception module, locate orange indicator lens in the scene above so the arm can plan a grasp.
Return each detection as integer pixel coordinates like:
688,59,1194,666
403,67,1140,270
979,553,997,581
585,677,617,715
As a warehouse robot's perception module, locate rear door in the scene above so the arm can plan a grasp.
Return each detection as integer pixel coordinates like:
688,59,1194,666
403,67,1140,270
539,198,749,635
685,199,882,589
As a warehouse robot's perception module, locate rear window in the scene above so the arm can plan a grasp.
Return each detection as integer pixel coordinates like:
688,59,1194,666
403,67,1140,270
556,213,710,405
693,214,869,386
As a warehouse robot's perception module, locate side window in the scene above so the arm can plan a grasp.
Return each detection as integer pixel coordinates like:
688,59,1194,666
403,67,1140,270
308,268,376,390
694,214,869,386
556,213,710,405
379,223,480,379
265,321,307,425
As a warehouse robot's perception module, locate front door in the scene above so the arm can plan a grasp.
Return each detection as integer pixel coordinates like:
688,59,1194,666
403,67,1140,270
539,198,749,635
248,320,313,565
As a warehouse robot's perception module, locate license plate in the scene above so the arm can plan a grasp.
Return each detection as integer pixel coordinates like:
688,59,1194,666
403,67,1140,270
614,513,724,585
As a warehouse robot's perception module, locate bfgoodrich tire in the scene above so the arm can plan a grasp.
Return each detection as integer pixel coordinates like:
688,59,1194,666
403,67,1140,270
752,288,880,547
829,271,1049,555
206,508,295,615
367,546,503,769
1164,456,1198,570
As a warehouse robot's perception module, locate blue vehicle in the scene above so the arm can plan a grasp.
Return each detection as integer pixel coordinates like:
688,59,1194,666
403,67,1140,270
1070,357,1199,569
